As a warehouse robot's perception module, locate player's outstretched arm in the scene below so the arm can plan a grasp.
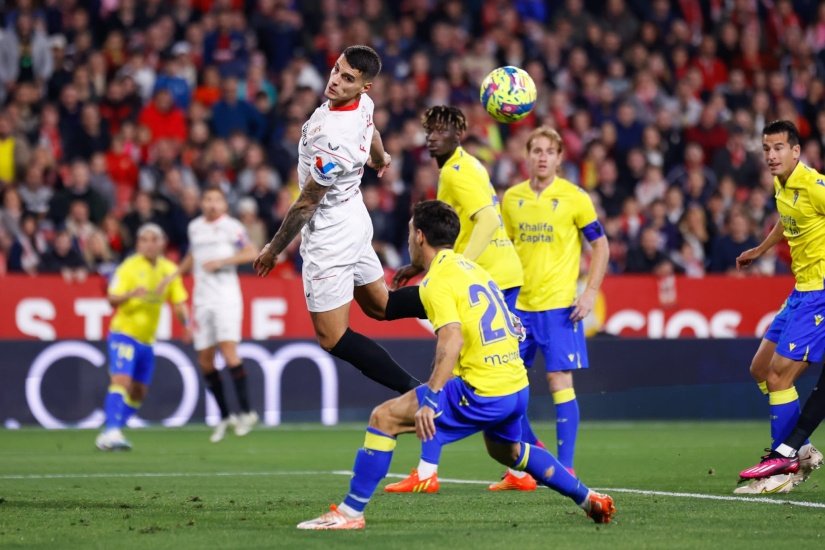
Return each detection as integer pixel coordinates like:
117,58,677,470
203,243,258,273
571,235,609,322
254,177,329,277
416,322,462,442
367,128,391,177
736,220,784,271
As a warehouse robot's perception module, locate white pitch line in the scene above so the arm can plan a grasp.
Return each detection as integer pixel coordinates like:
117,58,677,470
3,470,824,509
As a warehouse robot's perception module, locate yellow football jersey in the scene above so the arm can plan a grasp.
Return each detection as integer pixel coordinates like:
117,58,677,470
775,162,825,291
108,254,188,344
436,147,523,290
419,249,528,397
501,178,599,311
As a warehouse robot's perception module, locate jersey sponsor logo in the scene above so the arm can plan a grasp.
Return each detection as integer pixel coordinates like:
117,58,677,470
314,156,337,175
452,164,460,171
815,314,823,326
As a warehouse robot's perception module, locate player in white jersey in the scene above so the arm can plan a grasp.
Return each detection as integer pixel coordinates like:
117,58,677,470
179,187,259,442
254,45,422,394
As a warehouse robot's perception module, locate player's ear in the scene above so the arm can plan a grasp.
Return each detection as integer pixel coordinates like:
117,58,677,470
792,143,801,160
360,80,373,94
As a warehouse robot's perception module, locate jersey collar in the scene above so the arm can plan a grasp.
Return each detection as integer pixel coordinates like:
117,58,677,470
328,96,361,112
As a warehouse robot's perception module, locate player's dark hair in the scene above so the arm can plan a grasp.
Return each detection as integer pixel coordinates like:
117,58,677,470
412,200,459,248
421,105,468,133
202,185,225,198
343,45,382,80
763,120,800,146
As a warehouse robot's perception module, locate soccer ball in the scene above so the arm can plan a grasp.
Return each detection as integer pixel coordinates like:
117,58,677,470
479,66,537,123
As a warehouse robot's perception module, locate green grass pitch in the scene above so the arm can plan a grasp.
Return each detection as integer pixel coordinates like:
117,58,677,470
1,422,823,549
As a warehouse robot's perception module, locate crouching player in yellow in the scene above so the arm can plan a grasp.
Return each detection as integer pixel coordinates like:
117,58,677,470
95,223,190,451
296,201,615,529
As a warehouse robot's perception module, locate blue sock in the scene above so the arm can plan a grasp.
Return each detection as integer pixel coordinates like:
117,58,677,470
520,415,539,446
770,387,801,447
342,427,396,514
421,436,443,465
553,389,579,469
514,442,589,505
104,385,128,430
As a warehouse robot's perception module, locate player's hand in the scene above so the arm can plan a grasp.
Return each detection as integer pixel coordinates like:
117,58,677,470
391,264,424,289
202,259,224,273
367,152,392,178
736,247,761,271
415,406,437,442
253,244,279,277
570,288,597,322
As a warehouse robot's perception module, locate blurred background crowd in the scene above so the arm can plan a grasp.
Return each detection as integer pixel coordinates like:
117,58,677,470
0,0,821,281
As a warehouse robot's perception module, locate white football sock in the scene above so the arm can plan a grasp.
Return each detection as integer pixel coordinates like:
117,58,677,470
337,502,363,518
417,460,438,480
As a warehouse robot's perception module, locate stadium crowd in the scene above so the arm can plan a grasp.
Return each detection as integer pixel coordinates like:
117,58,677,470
0,0,820,280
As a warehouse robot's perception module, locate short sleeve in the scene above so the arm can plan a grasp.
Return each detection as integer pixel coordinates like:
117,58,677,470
308,133,355,187
420,276,461,331
230,219,250,249
108,263,132,296
573,189,599,229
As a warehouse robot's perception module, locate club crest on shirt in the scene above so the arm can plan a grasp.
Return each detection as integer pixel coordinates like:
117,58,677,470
552,198,559,211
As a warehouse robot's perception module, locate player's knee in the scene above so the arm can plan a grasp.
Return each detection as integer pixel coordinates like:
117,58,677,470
367,403,391,431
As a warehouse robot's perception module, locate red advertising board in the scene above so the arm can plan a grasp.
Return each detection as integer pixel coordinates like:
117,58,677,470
0,274,795,340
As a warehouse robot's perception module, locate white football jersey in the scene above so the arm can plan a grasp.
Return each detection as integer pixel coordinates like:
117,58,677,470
298,93,375,231
187,215,248,307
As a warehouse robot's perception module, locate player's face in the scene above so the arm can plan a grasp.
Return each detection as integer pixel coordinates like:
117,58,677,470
201,190,227,220
762,132,800,179
137,231,164,261
325,55,370,104
408,219,424,268
425,124,460,159
528,136,562,181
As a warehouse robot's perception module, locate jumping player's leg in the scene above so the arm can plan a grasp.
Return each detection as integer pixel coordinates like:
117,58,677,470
314,299,420,394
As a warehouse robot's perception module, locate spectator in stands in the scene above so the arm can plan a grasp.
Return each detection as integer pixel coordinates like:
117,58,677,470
0,13,53,96
40,229,88,282
0,186,24,237
625,226,671,274
64,104,110,161
708,210,759,273
138,89,187,144
122,190,167,251
18,165,53,216
203,9,248,78
712,127,761,189
49,160,108,225
7,212,47,275
210,77,264,141
236,196,267,251
83,229,118,278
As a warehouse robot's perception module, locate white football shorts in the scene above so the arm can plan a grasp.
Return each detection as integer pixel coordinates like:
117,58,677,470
300,200,384,313
193,302,243,351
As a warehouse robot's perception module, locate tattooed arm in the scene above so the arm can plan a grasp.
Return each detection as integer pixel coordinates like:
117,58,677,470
253,176,329,277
